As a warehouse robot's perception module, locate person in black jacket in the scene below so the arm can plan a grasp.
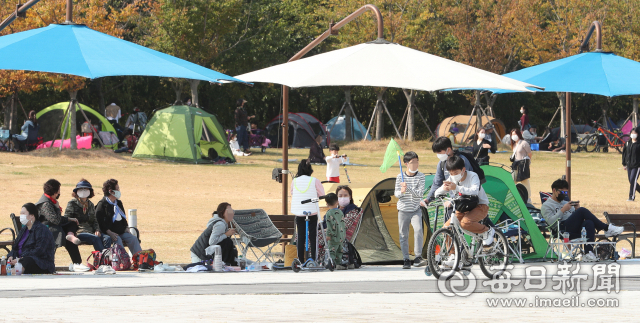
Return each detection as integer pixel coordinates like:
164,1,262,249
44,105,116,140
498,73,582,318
622,127,640,201
36,179,82,265
8,203,56,274
472,128,496,165
308,134,326,164
95,179,142,254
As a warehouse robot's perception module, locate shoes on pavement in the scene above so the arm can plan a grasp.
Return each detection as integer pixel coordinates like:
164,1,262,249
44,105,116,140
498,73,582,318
413,256,427,267
402,259,411,269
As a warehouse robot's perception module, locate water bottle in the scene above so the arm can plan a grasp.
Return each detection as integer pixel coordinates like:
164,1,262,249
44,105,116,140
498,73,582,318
581,227,587,242
238,255,246,270
563,232,570,243
1,256,6,276
6,263,11,276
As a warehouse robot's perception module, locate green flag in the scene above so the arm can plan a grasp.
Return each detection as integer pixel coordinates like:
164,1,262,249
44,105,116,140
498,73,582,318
380,138,404,173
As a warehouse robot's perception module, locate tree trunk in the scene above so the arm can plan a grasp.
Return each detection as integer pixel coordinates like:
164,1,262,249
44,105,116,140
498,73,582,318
95,78,106,115
375,89,386,141
172,80,184,105
189,79,200,107
69,91,78,150
3,94,15,132
344,88,353,141
403,89,416,141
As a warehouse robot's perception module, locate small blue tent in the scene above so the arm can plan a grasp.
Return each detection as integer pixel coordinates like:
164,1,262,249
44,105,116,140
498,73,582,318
326,115,371,141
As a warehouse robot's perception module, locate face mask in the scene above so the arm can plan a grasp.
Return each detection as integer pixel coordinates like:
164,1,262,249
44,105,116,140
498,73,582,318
407,167,418,174
632,134,638,139
450,171,464,184
511,135,519,142
77,189,90,198
112,190,121,199
437,153,448,162
478,133,485,140
520,110,524,114
557,190,567,202
338,197,350,207
19,213,29,225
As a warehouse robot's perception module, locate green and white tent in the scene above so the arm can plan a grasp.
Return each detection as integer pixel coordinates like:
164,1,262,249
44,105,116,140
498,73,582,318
132,105,235,163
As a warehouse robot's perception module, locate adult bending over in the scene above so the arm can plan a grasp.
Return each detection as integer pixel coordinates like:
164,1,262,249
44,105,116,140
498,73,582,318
541,179,623,262
36,179,82,265
190,202,238,265
96,179,142,255
8,203,56,274
64,179,108,252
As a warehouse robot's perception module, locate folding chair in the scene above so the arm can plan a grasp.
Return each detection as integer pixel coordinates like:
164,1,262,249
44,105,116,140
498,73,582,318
232,209,283,264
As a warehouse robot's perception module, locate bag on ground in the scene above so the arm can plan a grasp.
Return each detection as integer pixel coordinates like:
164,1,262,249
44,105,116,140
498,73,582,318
110,244,131,271
342,241,362,268
86,249,111,271
131,249,160,270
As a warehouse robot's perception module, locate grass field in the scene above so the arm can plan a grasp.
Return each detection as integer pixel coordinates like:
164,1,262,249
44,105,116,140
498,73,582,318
0,140,635,266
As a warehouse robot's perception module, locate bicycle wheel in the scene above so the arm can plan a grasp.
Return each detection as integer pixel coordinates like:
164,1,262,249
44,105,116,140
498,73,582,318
614,135,629,153
427,228,459,280
584,134,599,152
478,230,509,279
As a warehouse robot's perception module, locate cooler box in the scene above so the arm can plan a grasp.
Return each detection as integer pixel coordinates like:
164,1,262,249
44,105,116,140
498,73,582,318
531,143,539,151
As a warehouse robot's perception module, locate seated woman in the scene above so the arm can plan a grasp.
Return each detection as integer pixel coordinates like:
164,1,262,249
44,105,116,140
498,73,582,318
36,179,82,266
190,202,238,265
96,179,142,255
229,132,250,156
11,110,37,152
8,203,56,274
64,179,107,252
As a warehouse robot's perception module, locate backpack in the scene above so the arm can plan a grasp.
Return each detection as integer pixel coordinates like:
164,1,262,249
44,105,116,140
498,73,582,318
86,249,111,271
342,241,362,269
110,244,131,271
131,249,160,270
441,150,486,184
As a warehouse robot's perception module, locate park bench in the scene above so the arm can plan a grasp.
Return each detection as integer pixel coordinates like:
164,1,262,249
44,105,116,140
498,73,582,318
0,214,16,255
595,212,638,258
269,215,295,253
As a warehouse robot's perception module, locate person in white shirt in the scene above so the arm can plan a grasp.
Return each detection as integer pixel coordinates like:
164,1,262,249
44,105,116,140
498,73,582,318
325,144,346,183
229,133,250,156
435,155,494,247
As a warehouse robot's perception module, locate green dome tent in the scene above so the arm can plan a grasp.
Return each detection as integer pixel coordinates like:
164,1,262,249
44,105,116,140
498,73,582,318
132,105,234,164
36,102,119,150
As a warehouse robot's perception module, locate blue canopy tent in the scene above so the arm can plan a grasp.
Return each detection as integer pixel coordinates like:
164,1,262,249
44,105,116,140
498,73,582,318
0,23,249,149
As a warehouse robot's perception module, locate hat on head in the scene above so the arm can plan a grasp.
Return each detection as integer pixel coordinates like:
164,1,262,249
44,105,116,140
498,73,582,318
73,180,93,193
484,123,495,130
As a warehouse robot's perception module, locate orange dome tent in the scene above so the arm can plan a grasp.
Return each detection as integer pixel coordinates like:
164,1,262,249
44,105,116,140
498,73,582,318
435,115,506,144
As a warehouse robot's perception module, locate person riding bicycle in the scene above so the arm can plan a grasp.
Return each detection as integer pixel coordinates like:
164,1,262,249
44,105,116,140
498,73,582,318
434,155,494,248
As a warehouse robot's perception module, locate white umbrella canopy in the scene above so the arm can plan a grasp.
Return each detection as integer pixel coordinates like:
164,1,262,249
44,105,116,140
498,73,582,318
235,39,542,92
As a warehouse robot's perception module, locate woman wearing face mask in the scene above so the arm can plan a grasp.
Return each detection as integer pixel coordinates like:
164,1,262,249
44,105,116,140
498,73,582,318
472,128,495,165
7,203,56,274
336,185,364,242
64,179,107,253
96,179,142,255
510,129,533,203
622,127,640,201
36,179,82,266
519,106,530,132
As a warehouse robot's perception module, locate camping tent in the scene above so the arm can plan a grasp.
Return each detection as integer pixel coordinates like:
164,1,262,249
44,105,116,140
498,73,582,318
296,112,328,144
325,115,372,141
36,102,118,149
132,105,234,163
322,165,548,264
266,113,327,148
435,115,506,143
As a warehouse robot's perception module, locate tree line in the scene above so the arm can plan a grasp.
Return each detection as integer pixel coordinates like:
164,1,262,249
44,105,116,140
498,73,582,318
1,0,639,140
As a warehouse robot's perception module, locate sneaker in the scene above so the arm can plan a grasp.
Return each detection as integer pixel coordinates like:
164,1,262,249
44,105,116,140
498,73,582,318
336,264,347,270
66,234,81,245
402,259,411,269
72,263,90,272
605,224,624,237
442,254,457,268
94,265,116,275
138,263,153,272
483,227,495,246
583,251,598,262
413,256,427,267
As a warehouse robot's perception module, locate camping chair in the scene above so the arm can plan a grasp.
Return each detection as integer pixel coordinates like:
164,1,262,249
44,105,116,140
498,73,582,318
231,209,283,264
25,124,41,151
542,220,616,262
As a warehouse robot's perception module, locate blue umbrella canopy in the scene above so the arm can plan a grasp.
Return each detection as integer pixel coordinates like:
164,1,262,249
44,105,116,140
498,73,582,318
489,52,640,97
0,24,247,83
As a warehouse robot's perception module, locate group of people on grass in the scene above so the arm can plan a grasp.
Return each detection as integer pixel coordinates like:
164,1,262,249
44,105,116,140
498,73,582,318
6,178,141,274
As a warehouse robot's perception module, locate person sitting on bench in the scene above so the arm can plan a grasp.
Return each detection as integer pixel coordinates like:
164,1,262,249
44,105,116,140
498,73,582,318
541,179,624,261
190,202,239,265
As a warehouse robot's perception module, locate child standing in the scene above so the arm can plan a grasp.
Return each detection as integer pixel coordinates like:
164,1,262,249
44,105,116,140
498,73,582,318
394,151,426,269
322,193,346,270
325,144,346,183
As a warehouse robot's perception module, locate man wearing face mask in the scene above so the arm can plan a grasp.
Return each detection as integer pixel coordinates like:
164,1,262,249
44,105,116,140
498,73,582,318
541,179,623,261
394,151,426,269
424,137,473,205
96,178,142,255
36,179,82,265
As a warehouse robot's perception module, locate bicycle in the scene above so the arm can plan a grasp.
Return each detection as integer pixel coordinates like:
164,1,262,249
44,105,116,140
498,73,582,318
580,121,629,153
426,195,509,280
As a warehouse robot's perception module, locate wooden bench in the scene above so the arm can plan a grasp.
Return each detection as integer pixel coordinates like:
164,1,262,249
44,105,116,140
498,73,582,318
269,215,295,253
595,213,638,258
0,214,17,255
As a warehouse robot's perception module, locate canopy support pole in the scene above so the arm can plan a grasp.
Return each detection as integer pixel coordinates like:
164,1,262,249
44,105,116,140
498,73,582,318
281,4,384,214
0,0,41,33
461,91,482,143
413,103,436,140
50,103,71,151
566,92,572,200
59,101,73,151
69,91,78,149
364,103,377,141
621,96,638,129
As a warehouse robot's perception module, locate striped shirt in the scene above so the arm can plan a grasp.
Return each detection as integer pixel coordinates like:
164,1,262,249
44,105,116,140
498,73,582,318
394,171,426,212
